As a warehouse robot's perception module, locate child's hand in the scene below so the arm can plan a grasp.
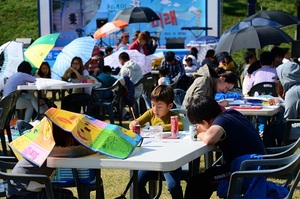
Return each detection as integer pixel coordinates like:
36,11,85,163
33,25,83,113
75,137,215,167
268,98,280,105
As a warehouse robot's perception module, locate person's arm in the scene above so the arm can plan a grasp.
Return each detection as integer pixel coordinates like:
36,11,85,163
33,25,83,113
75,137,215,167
129,110,152,130
197,125,224,145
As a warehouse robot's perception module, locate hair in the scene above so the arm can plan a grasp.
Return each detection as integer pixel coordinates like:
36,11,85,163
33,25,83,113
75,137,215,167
102,65,112,73
247,60,261,74
70,56,84,79
119,52,130,62
150,85,174,105
165,51,175,62
138,32,150,43
17,61,32,74
99,50,105,56
260,51,275,65
208,66,237,85
189,47,199,57
105,46,114,54
205,49,215,58
132,30,141,40
283,47,289,55
187,96,222,125
37,62,51,78
158,67,168,77
243,51,256,64
52,123,79,147
271,47,285,58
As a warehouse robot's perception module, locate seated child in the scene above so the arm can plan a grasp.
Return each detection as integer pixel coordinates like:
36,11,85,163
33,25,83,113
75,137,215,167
157,67,170,86
184,55,198,76
129,85,184,199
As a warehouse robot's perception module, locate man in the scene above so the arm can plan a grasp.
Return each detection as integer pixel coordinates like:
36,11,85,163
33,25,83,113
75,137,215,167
117,32,130,50
118,52,143,99
160,51,185,83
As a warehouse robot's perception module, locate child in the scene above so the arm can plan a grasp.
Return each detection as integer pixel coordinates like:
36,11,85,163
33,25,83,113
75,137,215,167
157,67,170,86
6,123,95,199
129,85,184,199
184,55,198,76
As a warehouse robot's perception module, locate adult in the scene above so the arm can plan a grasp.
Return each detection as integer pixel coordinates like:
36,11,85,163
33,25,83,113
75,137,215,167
181,64,237,109
160,51,185,83
128,31,150,55
282,47,292,64
246,51,277,93
200,49,218,67
87,49,105,76
144,31,158,55
61,56,92,113
184,96,266,199
86,44,100,75
3,61,46,122
117,32,130,50
242,50,257,78
276,61,300,141
118,52,143,99
242,60,261,96
271,46,285,67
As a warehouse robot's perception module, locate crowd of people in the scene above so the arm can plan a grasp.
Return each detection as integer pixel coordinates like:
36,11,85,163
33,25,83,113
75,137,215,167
2,28,299,199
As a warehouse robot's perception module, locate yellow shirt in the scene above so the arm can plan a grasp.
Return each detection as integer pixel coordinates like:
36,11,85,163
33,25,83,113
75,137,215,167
129,109,184,131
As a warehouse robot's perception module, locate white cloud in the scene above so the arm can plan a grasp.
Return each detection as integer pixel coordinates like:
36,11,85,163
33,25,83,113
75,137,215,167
173,3,180,7
188,6,199,13
160,0,171,5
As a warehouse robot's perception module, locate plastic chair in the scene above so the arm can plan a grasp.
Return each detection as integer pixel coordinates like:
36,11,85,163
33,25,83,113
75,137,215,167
0,90,21,156
227,151,300,199
0,156,54,199
248,82,278,97
134,74,156,116
91,79,125,126
282,118,300,146
173,89,186,109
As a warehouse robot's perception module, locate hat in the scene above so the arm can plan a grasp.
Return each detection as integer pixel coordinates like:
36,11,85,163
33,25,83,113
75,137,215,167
185,55,195,62
121,32,129,38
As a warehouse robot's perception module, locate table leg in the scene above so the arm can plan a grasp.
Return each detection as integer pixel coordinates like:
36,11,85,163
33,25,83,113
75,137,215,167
129,170,138,199
95,169,105,199
204,151,214,169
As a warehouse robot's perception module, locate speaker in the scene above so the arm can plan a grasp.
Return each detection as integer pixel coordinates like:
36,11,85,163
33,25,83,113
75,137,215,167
292,40,300,58
96,18,108,28
166,38,185,49
15,38,33,48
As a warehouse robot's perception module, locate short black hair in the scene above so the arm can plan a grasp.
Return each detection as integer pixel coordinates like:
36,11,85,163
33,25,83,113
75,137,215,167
119,52,130,61
102,65,112,73
243,51,256,64
187,96,222,124
271,47,285,58
17,61,32,74
165,51,175,62
105,46,114,54
260,51,274,65
158,67,168,76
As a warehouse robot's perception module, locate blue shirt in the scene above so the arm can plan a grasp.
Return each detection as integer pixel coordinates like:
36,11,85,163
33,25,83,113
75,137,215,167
160,56,185,82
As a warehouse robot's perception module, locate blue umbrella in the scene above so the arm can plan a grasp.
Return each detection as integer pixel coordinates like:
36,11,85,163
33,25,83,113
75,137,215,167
225,17,282,34
51,36,97,80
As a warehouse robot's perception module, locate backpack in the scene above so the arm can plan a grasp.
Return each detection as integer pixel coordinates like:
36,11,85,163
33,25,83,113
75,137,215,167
123,76,135,106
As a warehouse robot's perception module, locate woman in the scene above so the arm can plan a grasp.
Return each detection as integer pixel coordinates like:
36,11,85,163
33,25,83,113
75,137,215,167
182,64,237,108
3,61,46,122
128,32,150,55
35,62,51,78
61,56,91,113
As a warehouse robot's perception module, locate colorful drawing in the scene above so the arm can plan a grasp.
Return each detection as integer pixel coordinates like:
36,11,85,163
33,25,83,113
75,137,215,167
9,108,143,167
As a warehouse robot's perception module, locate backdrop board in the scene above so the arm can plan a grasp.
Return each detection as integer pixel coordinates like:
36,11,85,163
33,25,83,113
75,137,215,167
38,0,220,47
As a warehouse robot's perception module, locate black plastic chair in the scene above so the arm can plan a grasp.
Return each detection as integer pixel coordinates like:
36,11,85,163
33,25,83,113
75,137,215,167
91,79,125,126
0,156,54,199
282,118,300,146
0,90,21,156
248,82,278,97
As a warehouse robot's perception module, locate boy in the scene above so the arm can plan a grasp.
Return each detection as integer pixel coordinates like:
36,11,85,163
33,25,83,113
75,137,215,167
185,96,266,199
129,85,184,199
